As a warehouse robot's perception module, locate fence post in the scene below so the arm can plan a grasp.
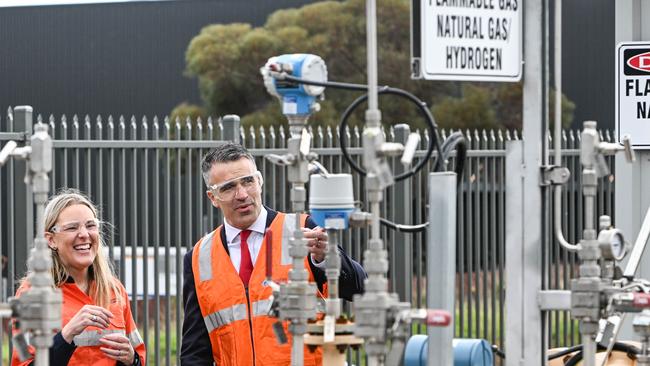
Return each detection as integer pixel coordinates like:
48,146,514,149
222,115,241,144
12,106,33,282
393,124,412,303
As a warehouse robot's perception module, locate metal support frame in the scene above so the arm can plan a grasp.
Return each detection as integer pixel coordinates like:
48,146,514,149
277,115,317,366
12,107,33,280
504,0,547,364
427,172,456,366
352,2,399,366
393,124,412,303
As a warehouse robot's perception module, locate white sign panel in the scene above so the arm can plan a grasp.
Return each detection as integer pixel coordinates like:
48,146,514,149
419,0,522,82
617,42,650,148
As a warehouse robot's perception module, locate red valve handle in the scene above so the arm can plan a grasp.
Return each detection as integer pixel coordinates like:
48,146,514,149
634,293,650,308
426,310,452,327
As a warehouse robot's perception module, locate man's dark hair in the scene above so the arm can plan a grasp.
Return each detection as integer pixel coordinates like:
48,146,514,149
201,142,256,187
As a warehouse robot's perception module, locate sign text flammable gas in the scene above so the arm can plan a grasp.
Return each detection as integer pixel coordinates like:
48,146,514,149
625,79,650,118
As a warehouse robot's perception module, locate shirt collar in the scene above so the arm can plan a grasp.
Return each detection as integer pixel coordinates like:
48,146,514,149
224,206,267,245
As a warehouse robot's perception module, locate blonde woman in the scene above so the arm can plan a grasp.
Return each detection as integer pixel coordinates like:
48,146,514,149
12,189,146,366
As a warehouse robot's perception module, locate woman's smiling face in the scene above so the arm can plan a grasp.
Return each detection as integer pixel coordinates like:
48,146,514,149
46,204,99,276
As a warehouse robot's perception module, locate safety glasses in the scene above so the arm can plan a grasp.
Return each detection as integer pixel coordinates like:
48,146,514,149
208,171,263,201
50,218,101,234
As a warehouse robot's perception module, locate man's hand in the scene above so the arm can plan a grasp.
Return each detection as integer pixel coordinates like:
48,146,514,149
302,227,328,263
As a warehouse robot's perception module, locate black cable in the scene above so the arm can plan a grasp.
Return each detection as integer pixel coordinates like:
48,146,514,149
379,218,428,233
438,131,467,185
337,87,442,181
281,73,443,180
283,74,372,92
281,73,460,235
491,345,506,359
547,345,583,360
562,342,640,366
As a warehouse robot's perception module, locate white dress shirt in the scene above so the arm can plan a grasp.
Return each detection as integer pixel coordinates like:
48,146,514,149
223,207,325,273
224,207,268,273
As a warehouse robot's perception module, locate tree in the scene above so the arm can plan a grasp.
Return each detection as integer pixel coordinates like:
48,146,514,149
177,0,574,132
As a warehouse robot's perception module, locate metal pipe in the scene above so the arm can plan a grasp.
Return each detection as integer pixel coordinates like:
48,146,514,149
291,335,304,366
325,229,339,301
290,193,305,366
283,117,314,366
7,122,60,366
551,0,581,253
584,194,595,232
370,201,380,242
427,172,456,366
366,0,378,116
34,348,48,366
555,186,581,251
367,355,380,366
576,124,601,366
582,333,597,366
553,0,562,166
293,204,305,271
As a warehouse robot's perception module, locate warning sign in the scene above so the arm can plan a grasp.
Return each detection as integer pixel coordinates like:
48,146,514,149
412,0,522,82
616,42,650,148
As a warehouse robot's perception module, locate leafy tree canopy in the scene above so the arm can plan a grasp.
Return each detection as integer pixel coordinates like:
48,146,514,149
176,0,574,132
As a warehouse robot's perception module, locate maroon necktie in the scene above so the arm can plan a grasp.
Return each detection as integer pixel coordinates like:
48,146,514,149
239,230,254,286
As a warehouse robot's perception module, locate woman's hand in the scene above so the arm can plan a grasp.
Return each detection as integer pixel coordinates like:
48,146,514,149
61,305,114,344
99,333,135,365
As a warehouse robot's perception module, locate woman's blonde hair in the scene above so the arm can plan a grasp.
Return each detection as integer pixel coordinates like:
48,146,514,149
32,188,120,308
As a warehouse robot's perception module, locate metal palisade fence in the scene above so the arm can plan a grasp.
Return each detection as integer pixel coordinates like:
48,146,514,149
0,107,615,365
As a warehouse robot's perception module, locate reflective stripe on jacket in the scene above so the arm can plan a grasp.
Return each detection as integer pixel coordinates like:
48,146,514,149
192,212,324,366
11,280,146,366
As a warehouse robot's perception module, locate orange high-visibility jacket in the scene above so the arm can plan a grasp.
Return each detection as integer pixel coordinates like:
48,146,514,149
191,212,325,366
11,279,146,366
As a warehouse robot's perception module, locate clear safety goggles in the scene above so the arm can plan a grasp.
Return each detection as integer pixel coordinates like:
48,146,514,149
50,218,101,234
208,171,263,201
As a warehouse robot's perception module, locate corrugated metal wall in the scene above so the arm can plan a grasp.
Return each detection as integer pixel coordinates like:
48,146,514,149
561,0,616,130
0,0,316,117
0,0,616,129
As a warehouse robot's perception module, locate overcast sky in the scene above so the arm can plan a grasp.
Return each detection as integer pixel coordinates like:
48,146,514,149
0,0,163,7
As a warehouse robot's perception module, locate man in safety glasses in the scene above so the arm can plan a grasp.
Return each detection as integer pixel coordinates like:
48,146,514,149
181,142,366,365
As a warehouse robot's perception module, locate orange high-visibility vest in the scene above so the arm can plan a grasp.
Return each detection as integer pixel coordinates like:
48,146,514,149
191,212,325,366
12,280,146,366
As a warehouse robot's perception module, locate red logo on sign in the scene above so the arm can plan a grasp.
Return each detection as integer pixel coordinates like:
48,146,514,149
627,52,650,72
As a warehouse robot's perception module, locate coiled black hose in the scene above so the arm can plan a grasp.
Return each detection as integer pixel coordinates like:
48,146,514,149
336,87,442,180
547,342,640,365
280,73,465,233
282,74,443,179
